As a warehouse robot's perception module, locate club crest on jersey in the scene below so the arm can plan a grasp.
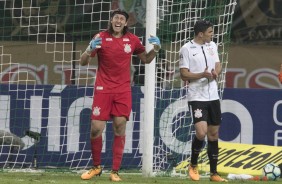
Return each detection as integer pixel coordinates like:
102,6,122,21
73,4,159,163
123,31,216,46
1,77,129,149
124,43,131,53
194,109,203,118
207,47,214,55
93,106,101,116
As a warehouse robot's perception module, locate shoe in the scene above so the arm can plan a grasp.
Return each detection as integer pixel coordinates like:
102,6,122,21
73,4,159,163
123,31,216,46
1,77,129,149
188,165,200,181
109,170,122,182
81,165,102,180
210,173,228,182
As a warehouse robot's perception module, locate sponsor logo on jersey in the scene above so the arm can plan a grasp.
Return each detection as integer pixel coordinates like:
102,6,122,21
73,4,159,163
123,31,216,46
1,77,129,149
96,86,103,90
207,47,214,56
123,38,129,41
190,46,197,49
106,38,113,41
93,106,101,116
193,53,198,56
124,43,132,53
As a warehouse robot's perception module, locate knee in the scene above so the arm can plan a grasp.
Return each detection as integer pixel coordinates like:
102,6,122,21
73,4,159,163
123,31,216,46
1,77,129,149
90,129,101,138
196,132,206,141
208,132,219,141
113,124,126,136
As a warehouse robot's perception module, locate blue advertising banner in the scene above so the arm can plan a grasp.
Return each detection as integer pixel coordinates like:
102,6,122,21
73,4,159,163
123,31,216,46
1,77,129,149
0,85,281,169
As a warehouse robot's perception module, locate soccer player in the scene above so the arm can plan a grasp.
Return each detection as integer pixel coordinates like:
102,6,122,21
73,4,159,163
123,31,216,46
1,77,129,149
79,9,161,182
179,19,227,182
279,64,282,83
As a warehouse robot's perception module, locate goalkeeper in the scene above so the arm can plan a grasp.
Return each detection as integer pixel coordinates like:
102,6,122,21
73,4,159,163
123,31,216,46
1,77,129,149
179,19,227,182
80,9,161,182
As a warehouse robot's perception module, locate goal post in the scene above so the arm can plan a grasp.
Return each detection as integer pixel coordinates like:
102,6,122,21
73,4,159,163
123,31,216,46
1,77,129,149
143,0,157,177
0,0,237,175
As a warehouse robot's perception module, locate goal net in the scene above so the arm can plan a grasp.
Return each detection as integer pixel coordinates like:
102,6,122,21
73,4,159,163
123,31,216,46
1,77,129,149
0,0,237,174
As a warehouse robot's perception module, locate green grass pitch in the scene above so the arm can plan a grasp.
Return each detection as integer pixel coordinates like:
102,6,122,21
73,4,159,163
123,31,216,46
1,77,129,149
0,171,279,184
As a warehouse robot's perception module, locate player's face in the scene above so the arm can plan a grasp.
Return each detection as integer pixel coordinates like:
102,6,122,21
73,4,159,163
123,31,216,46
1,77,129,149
111,14,128,36
202,27,214,43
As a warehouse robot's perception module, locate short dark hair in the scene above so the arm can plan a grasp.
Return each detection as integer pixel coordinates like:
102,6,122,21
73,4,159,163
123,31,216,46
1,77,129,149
193,19,213,35
111,8,129,21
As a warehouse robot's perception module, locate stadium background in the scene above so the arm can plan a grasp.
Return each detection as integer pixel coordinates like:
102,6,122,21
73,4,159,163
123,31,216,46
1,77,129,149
1,0,281,88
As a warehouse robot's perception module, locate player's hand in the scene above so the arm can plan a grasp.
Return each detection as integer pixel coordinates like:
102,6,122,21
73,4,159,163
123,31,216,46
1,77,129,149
202,67,213,79
85,34,102,54
148,35,161,52
211,68,218,80
90,34,102,50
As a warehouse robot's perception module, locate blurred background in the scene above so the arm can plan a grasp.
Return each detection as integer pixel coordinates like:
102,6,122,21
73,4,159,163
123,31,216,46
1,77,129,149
1,0,281,88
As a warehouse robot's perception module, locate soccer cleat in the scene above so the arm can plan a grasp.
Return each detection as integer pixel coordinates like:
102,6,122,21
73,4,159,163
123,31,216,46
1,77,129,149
210,173,228,182
109,170,122,182
188,165,200,181
81,165,102,180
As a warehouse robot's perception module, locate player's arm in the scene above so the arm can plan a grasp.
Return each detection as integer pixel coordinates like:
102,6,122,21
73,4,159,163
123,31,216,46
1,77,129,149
210,43,221,80
80,34,102,66
137,35,161,64
211,61,222,80
137,49,158,64
180,67,213,81
179,47,212,81
80,52,92,66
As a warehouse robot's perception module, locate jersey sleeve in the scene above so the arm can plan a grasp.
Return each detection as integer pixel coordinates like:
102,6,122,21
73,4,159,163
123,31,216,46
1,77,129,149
133,35,145,55
179,46,189,69
212,42,220,62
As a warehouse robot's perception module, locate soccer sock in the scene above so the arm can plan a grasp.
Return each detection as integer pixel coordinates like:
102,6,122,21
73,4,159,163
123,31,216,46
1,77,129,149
91,135,102,166
190,136,204,166
208,140,219,174
112,135,125,171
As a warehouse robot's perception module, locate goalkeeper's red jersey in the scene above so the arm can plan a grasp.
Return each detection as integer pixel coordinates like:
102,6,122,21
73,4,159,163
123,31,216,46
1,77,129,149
90,31,145,93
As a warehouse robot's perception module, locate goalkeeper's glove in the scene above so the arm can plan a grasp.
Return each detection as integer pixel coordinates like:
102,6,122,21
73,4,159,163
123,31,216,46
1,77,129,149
85,34,102,55
148,35,161,53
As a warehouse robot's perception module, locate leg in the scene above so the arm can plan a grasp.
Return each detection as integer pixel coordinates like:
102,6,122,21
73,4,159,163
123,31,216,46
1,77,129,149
188,121,207,181
112,116,126,171
90,120,106,166
81,120,106,180
109,92,131,181
81,93,110,180
190,121,207,165
188,101,209,181
110,116,126,182
207,100,221,174
207,125,220,174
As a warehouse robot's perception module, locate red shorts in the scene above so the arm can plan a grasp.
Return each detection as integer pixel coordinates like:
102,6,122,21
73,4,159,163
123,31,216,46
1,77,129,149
91,92,132,121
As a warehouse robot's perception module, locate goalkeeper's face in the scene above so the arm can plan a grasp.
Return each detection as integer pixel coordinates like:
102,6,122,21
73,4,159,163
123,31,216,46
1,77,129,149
111,14,128,36
202,27,214,43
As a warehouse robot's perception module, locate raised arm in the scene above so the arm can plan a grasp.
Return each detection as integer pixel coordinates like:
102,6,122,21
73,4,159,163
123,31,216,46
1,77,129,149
80,34,102,66
137,35,161,64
